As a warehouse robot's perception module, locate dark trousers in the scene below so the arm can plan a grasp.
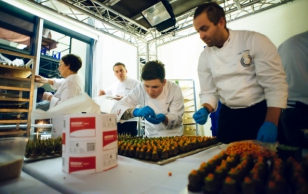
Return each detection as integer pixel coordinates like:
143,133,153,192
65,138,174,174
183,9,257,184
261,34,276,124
278,102,308,148
117,121,137,136
217,100,267,144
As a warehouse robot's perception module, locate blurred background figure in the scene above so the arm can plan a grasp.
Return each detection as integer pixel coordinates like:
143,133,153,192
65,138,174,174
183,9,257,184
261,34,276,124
278,31,308,148
36,87,50,111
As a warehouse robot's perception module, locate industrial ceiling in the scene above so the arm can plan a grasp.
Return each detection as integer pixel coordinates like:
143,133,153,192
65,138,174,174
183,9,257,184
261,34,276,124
28,0,294,46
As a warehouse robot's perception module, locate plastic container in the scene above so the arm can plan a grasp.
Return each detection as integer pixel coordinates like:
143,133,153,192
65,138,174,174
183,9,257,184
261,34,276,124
0,137,28,182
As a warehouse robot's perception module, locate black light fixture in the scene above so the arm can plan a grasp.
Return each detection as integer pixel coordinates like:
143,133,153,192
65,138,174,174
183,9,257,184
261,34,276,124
141,0,176,32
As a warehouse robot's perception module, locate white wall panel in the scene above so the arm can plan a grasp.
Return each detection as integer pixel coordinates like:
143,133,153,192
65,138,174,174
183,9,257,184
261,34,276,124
92,33,138,96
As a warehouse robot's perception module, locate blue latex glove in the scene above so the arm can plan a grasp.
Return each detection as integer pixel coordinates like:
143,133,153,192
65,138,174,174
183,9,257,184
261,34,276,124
133,106,156,118
145,113,166,124
256,121,277,143
193,107,209,125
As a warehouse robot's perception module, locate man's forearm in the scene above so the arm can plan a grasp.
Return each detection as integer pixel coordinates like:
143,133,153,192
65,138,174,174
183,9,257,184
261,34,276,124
121,108,135,120
47,79,54,85
265,107,281,126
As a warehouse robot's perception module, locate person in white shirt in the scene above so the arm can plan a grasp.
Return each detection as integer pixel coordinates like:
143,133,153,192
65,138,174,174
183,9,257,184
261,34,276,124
98,62,140,101
34,54,84,137
111,60,184,137
99,62,140,135
278,31,308,148
35,54,83,107
192,2,288,143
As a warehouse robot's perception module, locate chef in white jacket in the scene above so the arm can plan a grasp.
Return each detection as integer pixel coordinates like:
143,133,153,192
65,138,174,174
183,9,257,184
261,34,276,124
35,54,84,137
98,62,140,101
111,60,184,137
192,2,287,144
98,62,140,135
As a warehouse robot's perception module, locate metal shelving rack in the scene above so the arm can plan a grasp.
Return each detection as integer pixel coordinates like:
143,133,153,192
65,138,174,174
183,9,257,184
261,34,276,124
168,79,198,135
0,49,36,137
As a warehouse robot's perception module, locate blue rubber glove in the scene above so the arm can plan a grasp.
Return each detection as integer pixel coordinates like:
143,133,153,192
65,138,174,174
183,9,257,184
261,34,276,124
193,107,209,125
256,121,277,143
133,106,156,118
145,113,166,124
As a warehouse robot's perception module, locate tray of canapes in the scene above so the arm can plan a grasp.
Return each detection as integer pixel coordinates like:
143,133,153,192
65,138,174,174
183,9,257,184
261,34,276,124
24,137,62,163
187,140,308,194
118,136,221,165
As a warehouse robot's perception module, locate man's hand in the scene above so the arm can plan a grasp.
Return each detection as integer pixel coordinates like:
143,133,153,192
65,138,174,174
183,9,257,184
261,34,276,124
43,92,53,101
193,107,209,125
98,90,105,96
113,95,123,101
256,121,277,143
145,113,166,124
35,75,48,84
133,106,156,118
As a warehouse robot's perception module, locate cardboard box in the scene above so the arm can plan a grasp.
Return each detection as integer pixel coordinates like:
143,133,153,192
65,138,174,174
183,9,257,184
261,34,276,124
62,113,118,174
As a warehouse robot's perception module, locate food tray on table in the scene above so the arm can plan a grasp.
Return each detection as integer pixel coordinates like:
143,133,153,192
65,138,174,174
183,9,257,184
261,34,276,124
24,154,61,163
118,136,221,165
153,142,222,165
23,137,62,163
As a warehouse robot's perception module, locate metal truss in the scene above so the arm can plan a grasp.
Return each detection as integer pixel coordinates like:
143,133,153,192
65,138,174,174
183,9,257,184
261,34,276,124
27,0,294,53
154,0,295,46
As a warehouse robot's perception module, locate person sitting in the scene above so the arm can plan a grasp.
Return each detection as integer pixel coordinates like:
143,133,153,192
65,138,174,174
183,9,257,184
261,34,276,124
34,54,84,137
36,87,50,111
34,54,83,107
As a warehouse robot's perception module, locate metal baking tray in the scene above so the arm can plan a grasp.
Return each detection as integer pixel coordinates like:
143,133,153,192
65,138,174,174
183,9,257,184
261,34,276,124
123,142,222,165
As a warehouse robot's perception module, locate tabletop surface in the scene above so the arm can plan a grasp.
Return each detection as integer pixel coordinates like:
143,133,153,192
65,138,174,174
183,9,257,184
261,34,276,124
0,171,61,194
22,145,226,194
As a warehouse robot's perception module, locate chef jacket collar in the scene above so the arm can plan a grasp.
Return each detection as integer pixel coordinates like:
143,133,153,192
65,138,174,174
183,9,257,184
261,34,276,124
213,29,232,51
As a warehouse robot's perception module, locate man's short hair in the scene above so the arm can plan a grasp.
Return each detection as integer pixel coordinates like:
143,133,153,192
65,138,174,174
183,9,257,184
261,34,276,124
113,62,126,70
194,2,226,27
61,54,82,73
141,60,165,83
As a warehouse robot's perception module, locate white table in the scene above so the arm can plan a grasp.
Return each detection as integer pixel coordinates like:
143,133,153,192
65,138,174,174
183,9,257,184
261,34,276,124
0,171,61,194
22,145,224,194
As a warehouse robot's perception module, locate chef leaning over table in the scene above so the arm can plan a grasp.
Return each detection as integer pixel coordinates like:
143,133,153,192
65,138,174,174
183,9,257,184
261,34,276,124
192,2,288,144
111,60,185,137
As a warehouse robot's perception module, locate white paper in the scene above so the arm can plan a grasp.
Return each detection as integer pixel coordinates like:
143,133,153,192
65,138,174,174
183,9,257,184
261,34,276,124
32,93,101,119
104,95,117,100
92,96,115,113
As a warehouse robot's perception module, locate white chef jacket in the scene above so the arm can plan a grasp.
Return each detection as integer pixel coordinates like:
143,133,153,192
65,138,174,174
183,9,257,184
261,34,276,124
49,74,83,138
278,31,308,106
111,81,184,137
198,29,288,110
49,74,83,108
104,77,140,98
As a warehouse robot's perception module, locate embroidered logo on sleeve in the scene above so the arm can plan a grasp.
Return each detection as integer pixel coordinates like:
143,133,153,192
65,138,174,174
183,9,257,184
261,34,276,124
240,51,253,67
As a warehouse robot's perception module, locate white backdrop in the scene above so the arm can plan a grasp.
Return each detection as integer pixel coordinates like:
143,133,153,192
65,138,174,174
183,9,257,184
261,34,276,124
92,34,138,97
